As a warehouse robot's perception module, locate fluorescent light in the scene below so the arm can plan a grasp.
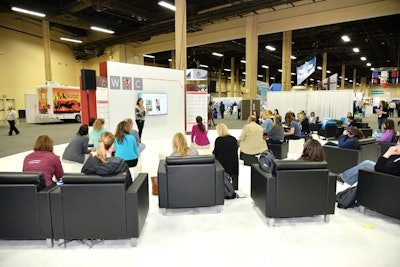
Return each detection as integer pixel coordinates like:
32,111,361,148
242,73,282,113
60,37,82,44
11,6,46,17
291,73,296,76
158,1,176,11
327,70,331,74
224,68,231,72
270,77,275,80
360,56,367,61
261,65,269,69
317,66,322,70
242,72,246,75
341,35,350,42
291,55,297,60
212,52,223,57
310,78,314,81
240,60,246,64
265,45,276,51
143,54,155,59
90,26,114,34
278,69,282,72
366,62,372,67
199,64,208,68
370,68,375,71
353,47,360,53
168,58,172,62
258,75,263,78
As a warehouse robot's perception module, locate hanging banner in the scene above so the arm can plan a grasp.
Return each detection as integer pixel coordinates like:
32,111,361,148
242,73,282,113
186,69,208,81
296,56,316,85
318,73,338,90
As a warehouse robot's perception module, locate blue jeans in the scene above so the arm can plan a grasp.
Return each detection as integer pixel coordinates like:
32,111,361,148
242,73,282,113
378,117,387,130
341,160,375,186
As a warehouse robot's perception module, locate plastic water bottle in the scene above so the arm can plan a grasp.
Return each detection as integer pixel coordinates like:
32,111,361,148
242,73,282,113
56,179,63,185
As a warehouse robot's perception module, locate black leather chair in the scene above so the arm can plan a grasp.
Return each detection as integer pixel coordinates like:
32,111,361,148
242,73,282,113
0,172,54,247
157,155,224,210
358,168,400,219
323,137,381,174
377,135,399,156
50,172,149,247
317,121,339,140
251,161,336,226
268,142,288,159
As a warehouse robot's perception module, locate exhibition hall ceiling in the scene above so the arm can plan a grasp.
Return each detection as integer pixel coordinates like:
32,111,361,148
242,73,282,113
1,0,399,84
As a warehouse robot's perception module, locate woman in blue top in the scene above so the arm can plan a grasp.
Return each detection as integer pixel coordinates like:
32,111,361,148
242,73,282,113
283,112,301,142
114,120,139,167
92,118,108,150
325,127,365,149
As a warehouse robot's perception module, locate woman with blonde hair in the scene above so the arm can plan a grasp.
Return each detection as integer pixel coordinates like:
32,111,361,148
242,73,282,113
91,118,108,149
261,110,273,136
171,132,199,156
82,132,132,187
213,123,239,190
23,135,64,187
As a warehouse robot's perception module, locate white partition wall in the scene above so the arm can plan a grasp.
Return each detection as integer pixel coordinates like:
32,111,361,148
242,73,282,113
266,90,354,119
104,61,185,141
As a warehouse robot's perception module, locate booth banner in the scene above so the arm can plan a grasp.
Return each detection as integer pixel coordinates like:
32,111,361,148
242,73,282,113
319,73,338,90
296,57,316,85
186,69,208,81
186,91,208,133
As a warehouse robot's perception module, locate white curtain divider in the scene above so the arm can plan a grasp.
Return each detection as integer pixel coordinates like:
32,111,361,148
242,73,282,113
266,90,354,120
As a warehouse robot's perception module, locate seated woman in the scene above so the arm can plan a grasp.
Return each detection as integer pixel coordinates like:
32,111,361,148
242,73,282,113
298,138,326,162
62,125,96,164
190,116,210,149
309,111,318,132
377,119,396,142
91,118,108,150
266,114,284,144
337,140,400,185
325,127,365,149
124,118,146,153
114,120,139,167
212,123,239,190
81,132,132,187
297,112,310,137
172,132,199,156
283,112,301,142
261,110,273,137
23,135,64,187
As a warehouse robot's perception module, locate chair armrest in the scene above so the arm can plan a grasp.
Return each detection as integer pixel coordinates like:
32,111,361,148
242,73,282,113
49,186,64,239
126,173,149,237
37,185,59,239
251,164,277,217
157,160,168,208
215,160,225,205
323,145,361,173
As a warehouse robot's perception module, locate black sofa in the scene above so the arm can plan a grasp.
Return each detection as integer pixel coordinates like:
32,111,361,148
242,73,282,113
50,172,149,247
323,137,381,174
251,161,336,226
377,135,399,156
0,172,54,247
157,155,224,210
358,168,400,219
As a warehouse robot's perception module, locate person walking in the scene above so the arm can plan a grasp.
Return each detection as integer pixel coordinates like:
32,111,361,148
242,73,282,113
219,101,225,119
5,106,20,136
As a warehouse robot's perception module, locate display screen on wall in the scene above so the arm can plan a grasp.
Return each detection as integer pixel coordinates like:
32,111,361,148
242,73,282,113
138,93,168,115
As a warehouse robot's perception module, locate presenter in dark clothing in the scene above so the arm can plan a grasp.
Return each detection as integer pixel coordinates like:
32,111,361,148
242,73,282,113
135,98,146,139
212,123,239,190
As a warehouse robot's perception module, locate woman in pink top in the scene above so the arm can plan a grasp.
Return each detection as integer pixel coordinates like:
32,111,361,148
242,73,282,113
23,135,64,187
191,116,210,149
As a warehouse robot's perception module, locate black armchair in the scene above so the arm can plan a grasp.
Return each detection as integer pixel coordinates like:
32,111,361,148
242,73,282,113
358,168,400,219
50,172,149,247
323,137,381,174
157,155,224,210
268,142,288,159
317,122,339,140
0,172,54,247
251,161,336,226
377,135,399,156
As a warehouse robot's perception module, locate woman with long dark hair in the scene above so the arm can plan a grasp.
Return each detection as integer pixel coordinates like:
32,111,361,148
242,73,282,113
135,98,146,139
298,139,326,162
190,116,210,149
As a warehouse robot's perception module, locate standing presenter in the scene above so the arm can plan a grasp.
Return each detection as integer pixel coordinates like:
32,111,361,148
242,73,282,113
135,98,146,139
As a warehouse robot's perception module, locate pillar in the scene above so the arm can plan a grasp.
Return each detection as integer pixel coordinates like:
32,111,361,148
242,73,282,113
341,64,346,89
322,52,327,81
353,68,357,90
230,57,235,97
245,15,258,99
175,0,187,71
282,31,292,91
42,19,52,81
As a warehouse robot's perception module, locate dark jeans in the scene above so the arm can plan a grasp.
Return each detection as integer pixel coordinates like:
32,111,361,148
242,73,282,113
125,158,138,168
267,139,283,144
136,120,145,139
284,135,300,142
378,117,387,130
7,120,19,135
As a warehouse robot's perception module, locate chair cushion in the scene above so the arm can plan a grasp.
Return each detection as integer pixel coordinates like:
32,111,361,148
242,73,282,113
62,173,127,184
275,160,328,170
166,155,215,165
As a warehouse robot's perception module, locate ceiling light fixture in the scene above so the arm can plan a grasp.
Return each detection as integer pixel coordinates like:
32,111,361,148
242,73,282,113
60,37,82,44
258,75,263,78
224,68,231,72
261,65,269,69
240,60,246,64
11,6,46,17
360,56,367,61
327,70,331,74
278,69,282,72
291,55,297,60
158,1,176,11
143,54,155,59
366,62,372,67
212,52,223,57
199,64,208,68
265,45,276,51
90,26,114,34
270,77,275,80
317,66,322,70
341,35,350,42
353,47,360,53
